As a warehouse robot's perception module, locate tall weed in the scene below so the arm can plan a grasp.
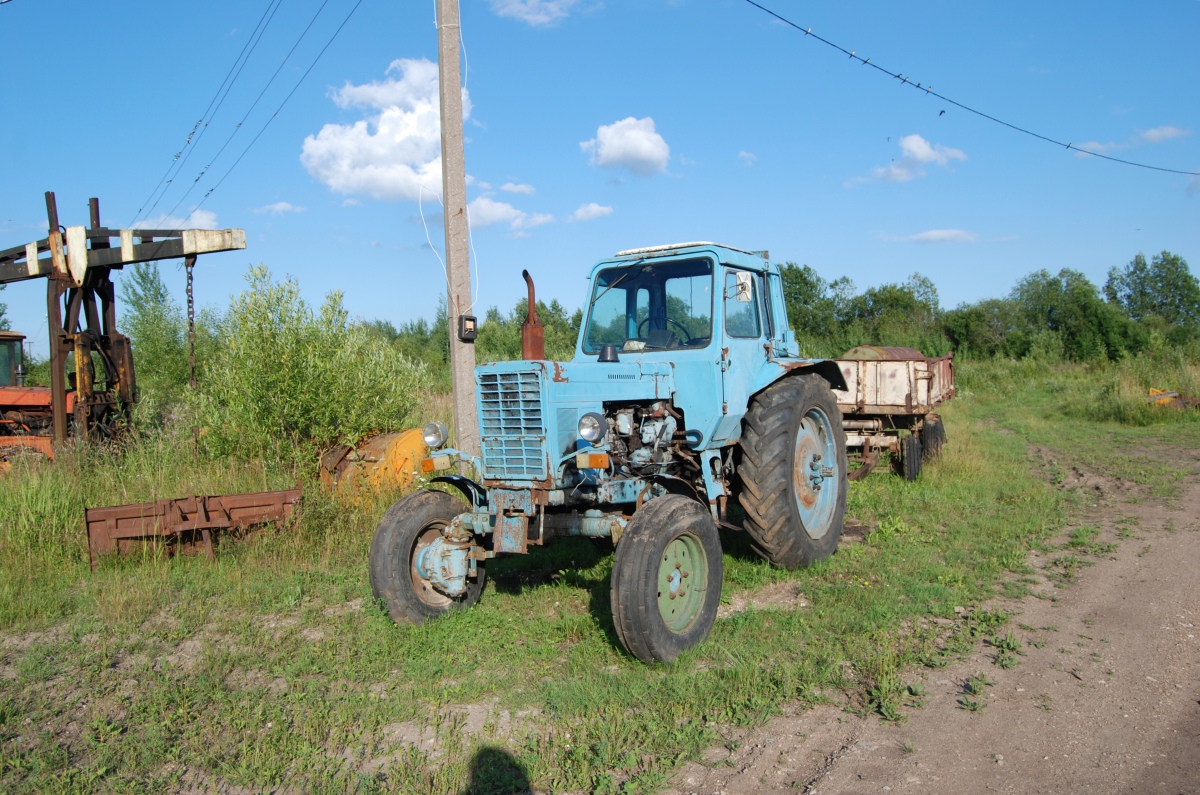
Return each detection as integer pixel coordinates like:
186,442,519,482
190,266,428,464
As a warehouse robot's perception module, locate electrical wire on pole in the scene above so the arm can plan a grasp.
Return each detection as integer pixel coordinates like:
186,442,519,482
131,0,285,225
186,0,365,220
743,0,1200,177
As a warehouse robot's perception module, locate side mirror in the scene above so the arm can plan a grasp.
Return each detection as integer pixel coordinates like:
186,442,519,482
734,271,753,303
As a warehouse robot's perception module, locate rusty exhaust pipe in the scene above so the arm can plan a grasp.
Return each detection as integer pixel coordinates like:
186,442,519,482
521,269,545,360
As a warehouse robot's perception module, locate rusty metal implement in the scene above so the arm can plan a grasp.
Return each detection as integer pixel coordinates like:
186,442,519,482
85,487,301,569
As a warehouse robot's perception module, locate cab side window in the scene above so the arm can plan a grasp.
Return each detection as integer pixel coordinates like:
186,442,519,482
724,270,761,338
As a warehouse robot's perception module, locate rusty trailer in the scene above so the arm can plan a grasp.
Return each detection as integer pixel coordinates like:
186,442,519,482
832,346,955,481
85,487,301,568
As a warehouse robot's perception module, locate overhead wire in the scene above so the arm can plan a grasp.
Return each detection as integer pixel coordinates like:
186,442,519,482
186,0,366,222
163,0,338,224
131,0,285,225
742,0,1200,177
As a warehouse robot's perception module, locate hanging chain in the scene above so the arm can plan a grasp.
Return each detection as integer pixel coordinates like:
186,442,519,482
185,256,196,388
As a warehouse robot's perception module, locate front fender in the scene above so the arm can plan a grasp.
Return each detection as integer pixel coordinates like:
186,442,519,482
430,475,489,511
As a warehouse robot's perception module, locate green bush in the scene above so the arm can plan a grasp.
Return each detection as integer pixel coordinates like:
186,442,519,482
190,265,428,464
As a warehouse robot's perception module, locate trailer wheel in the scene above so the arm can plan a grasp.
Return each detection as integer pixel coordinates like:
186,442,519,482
610,495,722,663
369,490,485,625
737,374,847,569
920,415,945,461
895,433,922,481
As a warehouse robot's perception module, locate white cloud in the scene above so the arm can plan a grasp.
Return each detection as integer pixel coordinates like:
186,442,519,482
899,134,967,166
862,134,967,183
467,196,554,233
488,0,578,26
738,151,757,166
569,202,613,222
301,58,471,201
467,196,522,228
1140,125,1190,143
887,229,978,244
516,212,555,230
253,201,304,215
581,117,670,176
1074,140,1122,157
133,209,219,230
500,182,535,195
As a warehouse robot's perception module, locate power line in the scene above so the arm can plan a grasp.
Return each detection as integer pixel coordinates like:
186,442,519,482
743,0,1200,178
186,0,366,222
161,0,336,224
131,0,285,225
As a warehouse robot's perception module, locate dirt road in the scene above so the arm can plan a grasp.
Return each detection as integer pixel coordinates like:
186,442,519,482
664,450,1200,795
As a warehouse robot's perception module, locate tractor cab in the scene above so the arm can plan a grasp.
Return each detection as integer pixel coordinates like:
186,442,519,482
0,332,28,387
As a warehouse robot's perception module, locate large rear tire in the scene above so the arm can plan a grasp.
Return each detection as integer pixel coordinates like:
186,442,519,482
737,375,847,569
610,495,723,663
895,432,922,481
920,414,945,461
369,490,485,625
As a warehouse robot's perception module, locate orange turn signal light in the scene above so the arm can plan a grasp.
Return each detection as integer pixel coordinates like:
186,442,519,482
421,455,453,473
575,452,610,470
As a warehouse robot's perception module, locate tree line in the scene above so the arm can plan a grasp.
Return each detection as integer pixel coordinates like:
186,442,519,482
782,251,1198,361
28,248,1188,463
379,250,1198,369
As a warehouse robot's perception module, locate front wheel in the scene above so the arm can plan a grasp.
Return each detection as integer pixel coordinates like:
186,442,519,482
610,495,723,663
369,490,485,625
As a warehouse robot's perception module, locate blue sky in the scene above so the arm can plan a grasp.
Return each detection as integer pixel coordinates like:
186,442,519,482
2,0,1198,356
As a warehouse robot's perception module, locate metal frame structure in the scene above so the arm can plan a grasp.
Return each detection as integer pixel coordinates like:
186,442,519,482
0,191,244,444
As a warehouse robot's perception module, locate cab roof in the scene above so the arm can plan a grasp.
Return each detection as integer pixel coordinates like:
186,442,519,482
606,242,770,271
615,241,770,258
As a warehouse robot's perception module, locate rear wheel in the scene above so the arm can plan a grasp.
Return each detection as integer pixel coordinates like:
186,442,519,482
895,432,922,481
920,415,945,461
369,490,485,625
610,495,723,663
738,375,847,569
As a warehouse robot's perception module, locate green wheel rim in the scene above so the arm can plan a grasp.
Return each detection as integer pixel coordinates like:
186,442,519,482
657,532,708,634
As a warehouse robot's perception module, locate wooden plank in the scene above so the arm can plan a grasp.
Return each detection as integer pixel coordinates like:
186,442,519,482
3,227,245,281
85,228,245,269
65,225,88,285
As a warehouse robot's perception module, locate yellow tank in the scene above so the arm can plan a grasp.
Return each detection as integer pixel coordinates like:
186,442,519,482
319,429,428,496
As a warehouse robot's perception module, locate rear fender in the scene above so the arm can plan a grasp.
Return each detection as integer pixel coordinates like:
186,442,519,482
759,359,848,395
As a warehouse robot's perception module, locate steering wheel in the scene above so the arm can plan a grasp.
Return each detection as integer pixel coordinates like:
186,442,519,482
637,316,694,344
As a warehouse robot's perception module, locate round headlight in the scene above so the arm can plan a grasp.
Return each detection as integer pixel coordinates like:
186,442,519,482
578,412,607,443
422,421,448,449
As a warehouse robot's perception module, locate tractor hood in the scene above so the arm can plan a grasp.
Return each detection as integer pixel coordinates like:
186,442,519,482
474,358,674,488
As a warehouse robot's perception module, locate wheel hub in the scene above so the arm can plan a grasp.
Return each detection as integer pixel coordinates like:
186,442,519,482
792,407,839,540
657,534,707,634
412,533,472,600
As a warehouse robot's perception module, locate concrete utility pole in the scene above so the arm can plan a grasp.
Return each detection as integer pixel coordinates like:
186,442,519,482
436,0,480,459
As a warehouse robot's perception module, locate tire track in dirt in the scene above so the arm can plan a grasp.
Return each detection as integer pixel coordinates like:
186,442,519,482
662,448,1200,795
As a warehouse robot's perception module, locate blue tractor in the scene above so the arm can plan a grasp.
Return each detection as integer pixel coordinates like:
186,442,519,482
369,242,848,662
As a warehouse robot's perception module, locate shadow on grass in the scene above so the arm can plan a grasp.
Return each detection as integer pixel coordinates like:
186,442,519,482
461,745,531,795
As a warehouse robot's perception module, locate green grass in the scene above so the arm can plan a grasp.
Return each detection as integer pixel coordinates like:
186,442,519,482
1,359,1194,793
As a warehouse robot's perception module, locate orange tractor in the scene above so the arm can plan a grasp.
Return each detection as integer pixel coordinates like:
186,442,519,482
0,191,245,462
0,330,61,459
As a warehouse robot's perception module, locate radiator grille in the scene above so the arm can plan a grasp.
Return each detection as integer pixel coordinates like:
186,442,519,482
478,369,547,480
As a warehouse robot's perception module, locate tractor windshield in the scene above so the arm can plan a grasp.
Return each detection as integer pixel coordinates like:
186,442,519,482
583,258,713,353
